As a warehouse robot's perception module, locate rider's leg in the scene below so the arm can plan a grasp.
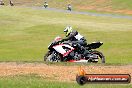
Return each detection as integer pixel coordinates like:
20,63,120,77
77,40,90,56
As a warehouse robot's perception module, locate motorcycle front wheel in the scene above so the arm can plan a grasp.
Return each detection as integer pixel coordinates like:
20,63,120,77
44,51,61,62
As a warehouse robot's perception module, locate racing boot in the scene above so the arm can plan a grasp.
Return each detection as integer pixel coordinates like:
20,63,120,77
79,46,87,54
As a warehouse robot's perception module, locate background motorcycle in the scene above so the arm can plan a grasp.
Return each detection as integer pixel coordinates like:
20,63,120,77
44,36,105,63
67,4,72,11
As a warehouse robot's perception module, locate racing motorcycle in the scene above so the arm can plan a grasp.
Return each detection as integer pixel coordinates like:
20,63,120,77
44,36,105,63
67,4,72,11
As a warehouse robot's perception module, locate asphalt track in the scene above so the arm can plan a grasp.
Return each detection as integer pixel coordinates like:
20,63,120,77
30,6,132,20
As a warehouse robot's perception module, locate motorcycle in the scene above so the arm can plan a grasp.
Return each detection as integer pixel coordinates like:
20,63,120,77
67,4,72,11
44,36,105,63
44,3,48,8
0,1,4,5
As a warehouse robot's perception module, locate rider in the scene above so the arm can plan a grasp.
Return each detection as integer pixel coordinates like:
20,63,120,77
61,26,89,56
67,4,72,11
44,1,48,8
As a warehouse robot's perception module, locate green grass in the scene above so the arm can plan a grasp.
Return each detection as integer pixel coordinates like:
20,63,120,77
0,75,131,88
0,6,132,64
111,0,132,10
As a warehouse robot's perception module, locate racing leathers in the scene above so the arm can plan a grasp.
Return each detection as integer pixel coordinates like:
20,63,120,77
61,30,89,57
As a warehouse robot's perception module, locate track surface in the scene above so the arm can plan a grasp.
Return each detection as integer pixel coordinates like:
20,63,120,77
35,7,132,20
0,62,131,83
16,6,132,20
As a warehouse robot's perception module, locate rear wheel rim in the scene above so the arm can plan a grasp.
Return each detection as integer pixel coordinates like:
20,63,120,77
92,50,105,63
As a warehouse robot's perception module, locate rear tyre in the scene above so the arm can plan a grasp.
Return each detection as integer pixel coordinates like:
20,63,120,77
91,50,105,63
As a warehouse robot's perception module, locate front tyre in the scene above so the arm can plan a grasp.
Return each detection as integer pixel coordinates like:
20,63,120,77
44,51,52,62
44,51,61,62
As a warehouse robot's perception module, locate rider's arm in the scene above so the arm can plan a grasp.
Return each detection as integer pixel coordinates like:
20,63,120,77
61,31,78,42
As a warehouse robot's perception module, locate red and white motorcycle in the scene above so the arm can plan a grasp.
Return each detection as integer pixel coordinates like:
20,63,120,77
44,36,105,63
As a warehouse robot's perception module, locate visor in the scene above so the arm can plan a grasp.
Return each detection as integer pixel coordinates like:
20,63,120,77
64,28,68,32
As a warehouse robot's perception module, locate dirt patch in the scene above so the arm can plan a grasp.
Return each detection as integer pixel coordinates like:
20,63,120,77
113,10,132,15
0,62,132,83
77,0,132,15
78,6,132,15
77,6,132,15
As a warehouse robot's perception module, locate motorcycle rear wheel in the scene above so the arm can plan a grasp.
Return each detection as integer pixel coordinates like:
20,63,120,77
91,50,105,63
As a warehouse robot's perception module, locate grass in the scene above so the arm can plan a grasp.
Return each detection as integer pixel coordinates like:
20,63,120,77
111,0,132,10
0,5,132,88
9,0,132,9
0,75,131,88
0,6,132,64
4,0,132,15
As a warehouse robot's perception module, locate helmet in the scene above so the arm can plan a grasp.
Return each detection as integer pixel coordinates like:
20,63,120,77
64,26,73,37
